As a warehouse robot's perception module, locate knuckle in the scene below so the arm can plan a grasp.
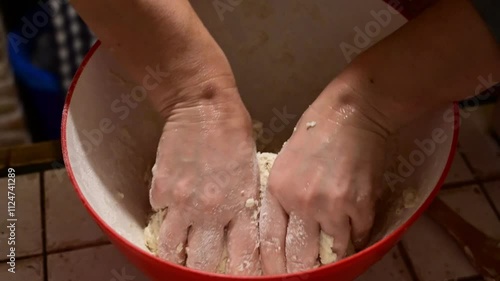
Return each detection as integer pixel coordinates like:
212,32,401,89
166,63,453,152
149,178,169,209
171,184,192,203
336,189,351,202
298,189,317,207
198,182,225,209
328,186,351,204
260,237,283,252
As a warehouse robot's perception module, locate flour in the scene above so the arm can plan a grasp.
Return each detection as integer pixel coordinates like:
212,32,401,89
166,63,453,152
306,121,317,129
319,231,337,264
144,208,167,254
144,152,350,274
402,188,418,209
144,154,275,271
144,153,351,273
246,198,258,208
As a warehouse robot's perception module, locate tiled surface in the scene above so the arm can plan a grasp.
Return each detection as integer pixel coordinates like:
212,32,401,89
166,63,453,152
401,215,478,281
1,105,500,280
440,185,500,238
356,246,413,281
458,107,500,179
47,244,149,281
484,181,500,213
44,169,107,252
0,256,44,281
0,173,43,259
444,153,474,184
402,185,500,281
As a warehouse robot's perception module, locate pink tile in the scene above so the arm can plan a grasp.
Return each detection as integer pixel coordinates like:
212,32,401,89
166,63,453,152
0,173,43,259
401,184,500,281
0,256,44,281
47,244,150,281
440,185,500,238
401,215,477,281
356,246,413,281
444,153,474,184
458,107,500,179
484,180,500,214
44,169,108,252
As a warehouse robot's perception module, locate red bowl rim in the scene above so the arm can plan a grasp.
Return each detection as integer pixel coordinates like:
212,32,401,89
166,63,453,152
61,11,460,280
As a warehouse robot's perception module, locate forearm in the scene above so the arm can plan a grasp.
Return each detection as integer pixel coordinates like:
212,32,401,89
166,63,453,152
71,0,237,115
334,0,500,129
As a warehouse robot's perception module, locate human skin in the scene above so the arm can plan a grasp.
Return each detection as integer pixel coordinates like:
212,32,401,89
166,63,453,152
71,0,500,275
260,0,500,274
71,0,261,275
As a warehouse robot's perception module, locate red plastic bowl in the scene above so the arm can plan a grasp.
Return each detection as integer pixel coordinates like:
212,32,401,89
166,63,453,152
62,1,458,280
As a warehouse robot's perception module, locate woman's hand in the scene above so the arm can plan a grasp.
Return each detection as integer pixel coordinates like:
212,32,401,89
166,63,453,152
260,81,390,274
72,0,262,274
260,0,500,273
150,84,261,275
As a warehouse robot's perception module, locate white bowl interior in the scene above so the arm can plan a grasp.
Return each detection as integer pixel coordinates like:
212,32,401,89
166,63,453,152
65,0,455,252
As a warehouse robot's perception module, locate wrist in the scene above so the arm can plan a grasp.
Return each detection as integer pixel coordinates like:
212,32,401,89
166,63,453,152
332,63,443,131
311,80,394,138
159,79,253,134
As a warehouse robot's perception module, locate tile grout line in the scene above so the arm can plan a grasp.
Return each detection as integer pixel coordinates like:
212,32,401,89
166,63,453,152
396,242,420,281
455,275,485,281
46,241,112,256
442,179,484,189
479,184,500,221
0,253,44,263
459,151,500,220
39,171,49,281
0,241,112,263
442,176,500,190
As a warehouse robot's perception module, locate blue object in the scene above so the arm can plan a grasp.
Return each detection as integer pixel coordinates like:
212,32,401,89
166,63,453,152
7,31,64,141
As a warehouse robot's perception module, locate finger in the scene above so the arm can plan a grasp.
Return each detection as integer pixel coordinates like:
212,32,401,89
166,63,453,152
226,209,260,276
350,202,375,251
286,213,320,274
260,192,287,275
157,210,189,265
185,224,225,272
318,214,351,264
149,176,170,210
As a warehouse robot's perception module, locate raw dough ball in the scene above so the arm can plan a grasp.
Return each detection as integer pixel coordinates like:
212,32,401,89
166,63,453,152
144,152,355,274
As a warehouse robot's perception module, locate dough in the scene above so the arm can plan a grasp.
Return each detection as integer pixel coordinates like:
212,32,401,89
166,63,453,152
144,208,166,255
144,152,354,274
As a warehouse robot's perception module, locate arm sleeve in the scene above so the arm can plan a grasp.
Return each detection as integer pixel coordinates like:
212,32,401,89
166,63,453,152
470,0,500,44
